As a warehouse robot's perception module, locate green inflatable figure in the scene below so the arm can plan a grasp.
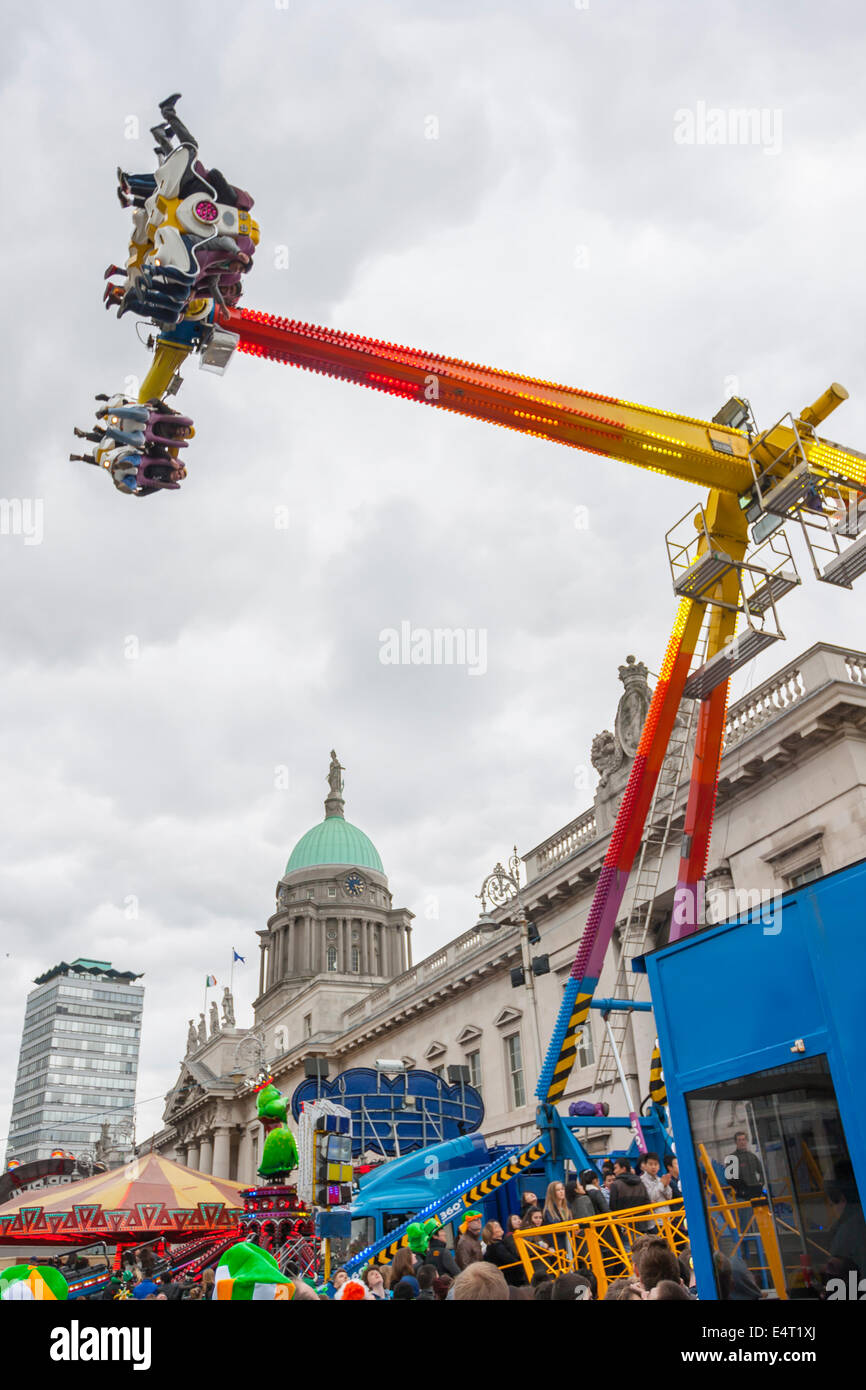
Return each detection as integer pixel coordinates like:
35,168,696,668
256,1080,298,1178
256,1083,288,1124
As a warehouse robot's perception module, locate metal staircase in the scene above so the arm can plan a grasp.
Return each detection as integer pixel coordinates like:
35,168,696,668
592,688,699,1091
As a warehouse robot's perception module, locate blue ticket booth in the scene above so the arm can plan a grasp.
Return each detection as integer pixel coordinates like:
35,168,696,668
644,856,866,1300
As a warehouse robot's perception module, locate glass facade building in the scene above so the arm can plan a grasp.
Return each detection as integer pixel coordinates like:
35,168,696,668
6,958,144,1166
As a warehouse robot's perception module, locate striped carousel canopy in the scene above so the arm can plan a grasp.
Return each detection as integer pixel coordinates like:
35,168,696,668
0,1154,245,1244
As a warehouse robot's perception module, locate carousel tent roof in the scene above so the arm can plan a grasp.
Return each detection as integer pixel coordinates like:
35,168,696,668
0,1153,246,1244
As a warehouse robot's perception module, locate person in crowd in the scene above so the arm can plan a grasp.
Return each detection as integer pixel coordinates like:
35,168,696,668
520,1206,556,1276
603,1171,617,1199
335,1277,373,1300
664,1154,681,1200
132,1278,159,1300
580,1169,608,1213
533,1277,554,1300
640,1152,672,1209
565,1179,595,1220
432,1274,453,1301
331,1267,350,1292
363,1265,391,1300
424,1227,460,1277
542,1179,573,1258
826,1164,866,1279
633,1237,683,1295
392,1275,419,1300
501,1216,529,1286
649,1279,691,1300
713,1250,734,1299
724,1131,765,1200
519,1190,539,1220
187,1285,203,1301
482,1220,526,1287
451,1262,509,1300
389,1247,417,1285
552,1272,593,1300
607,1158,647,1215
455,1211,484,1269
542,1180,571,1227
603,1277,642,1301
201,1268,215,1297
416,1264,437,1300
509,1284,535,1300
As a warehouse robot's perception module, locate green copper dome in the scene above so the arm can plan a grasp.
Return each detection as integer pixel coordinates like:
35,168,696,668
285,815,384,875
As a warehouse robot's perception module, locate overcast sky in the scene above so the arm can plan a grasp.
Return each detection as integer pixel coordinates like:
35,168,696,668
1,0,864,1151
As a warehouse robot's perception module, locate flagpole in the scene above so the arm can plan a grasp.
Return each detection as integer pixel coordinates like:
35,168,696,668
230,949,234,998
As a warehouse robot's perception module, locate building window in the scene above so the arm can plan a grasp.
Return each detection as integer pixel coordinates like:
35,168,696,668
467,1050,482,1093
328,886,337,898
326,947,337,973
351,946,360,972
505,1033,525,1109
303,1014,312,1039
432,1065,444,1078
578,1028,595,1069
787,860,822,888
306,889,314,900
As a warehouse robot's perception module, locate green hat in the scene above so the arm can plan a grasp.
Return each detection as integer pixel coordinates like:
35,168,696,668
212,1243,296,1301
459,1210,483,1233
406,1217,441,1254
0,1265,69,1301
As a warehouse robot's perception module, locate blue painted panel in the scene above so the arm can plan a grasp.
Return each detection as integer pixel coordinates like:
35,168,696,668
645,855,866,1300
650,902,818,1082
290,1067,484,1156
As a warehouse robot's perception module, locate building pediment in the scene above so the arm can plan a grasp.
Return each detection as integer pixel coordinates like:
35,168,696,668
456,1024,482,1046
424,1040,447,1060
493,1006,523,1029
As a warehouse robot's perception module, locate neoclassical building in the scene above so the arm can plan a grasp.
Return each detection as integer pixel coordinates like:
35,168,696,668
143,643,866,1184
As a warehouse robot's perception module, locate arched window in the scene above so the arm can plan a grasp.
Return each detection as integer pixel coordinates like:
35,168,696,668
327,946,337,972
351,945,360,972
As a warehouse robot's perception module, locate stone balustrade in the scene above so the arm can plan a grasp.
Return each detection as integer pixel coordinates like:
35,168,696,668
530,807,597,877
724,644,866,750
341,924,507,1030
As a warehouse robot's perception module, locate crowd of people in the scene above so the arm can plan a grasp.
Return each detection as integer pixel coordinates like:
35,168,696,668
323,1173,740,1302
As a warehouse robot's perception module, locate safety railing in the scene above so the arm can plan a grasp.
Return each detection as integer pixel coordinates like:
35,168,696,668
511,1191,789,1299
511,1199,689,1297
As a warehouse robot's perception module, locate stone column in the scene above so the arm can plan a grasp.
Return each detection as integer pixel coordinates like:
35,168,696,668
212,1127,232,1180
405,922,413,969
175,1143,188,1167
199,1134,214,1175
258,942,266,995
237,1128,251,1185
187,1142,200,1171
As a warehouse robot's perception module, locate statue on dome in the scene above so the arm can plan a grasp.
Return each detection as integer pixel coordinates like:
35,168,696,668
209,1000,220,1036
186,1019,197,1054
327,749,344,797
222,985,235,1026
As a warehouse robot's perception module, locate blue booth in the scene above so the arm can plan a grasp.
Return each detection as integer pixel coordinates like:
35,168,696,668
644,855,866,1300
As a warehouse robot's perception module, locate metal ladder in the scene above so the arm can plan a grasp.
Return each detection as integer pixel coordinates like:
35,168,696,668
592,688,700,1091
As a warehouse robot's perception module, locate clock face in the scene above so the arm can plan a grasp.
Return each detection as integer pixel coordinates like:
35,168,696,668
344,872,366,897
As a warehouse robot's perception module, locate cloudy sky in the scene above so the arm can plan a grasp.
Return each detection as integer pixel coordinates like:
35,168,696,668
1,0,864,1149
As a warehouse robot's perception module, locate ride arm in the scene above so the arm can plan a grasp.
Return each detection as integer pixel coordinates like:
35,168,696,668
343,1136,548,1277
217,306,754,493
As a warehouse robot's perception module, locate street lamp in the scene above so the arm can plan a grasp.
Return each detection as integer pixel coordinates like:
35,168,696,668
475,847,546,1093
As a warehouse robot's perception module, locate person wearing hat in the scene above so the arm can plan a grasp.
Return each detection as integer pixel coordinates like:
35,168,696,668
334,1278,373,1300
212,1242,296,1300
0,1265,69,1301
456,1211,484,1270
